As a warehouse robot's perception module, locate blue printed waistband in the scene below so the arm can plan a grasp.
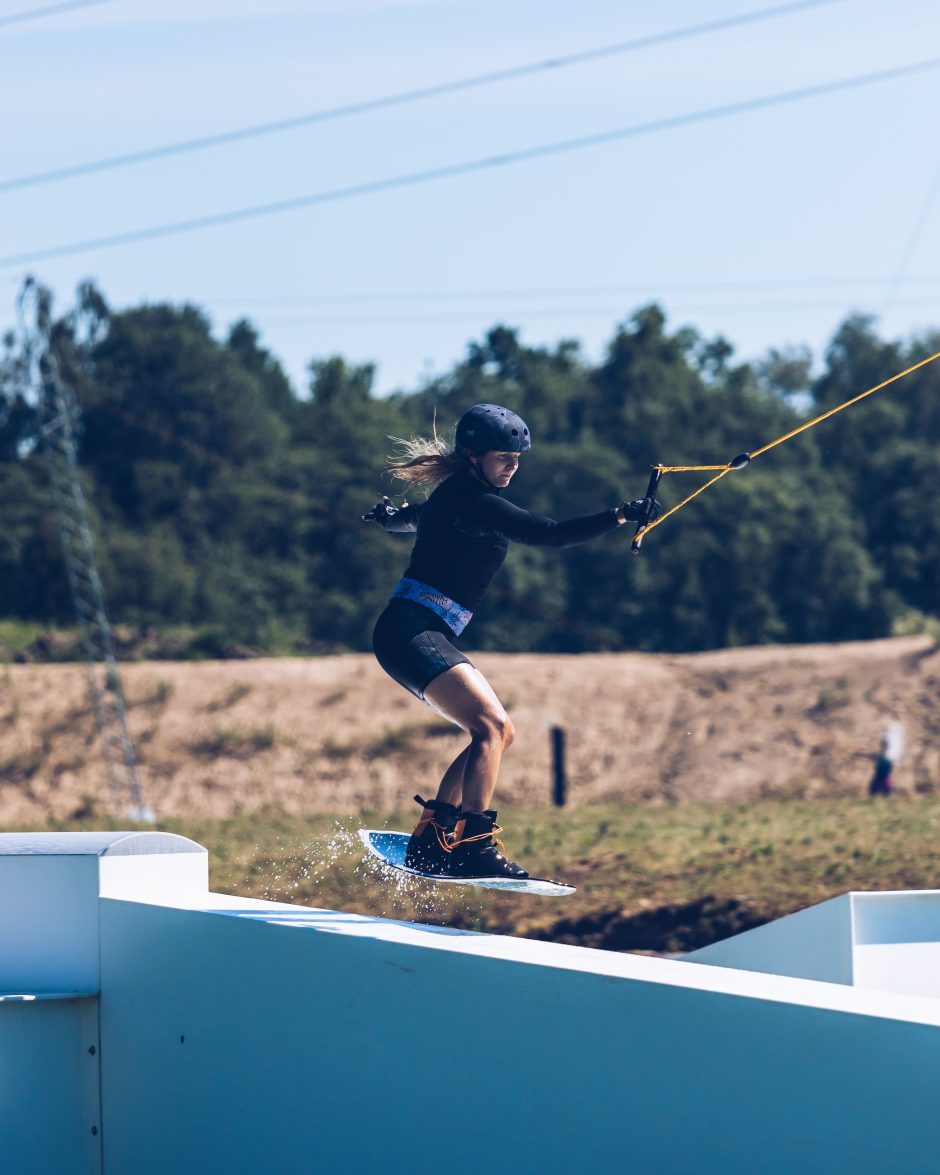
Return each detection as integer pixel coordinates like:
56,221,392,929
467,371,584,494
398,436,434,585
391,578,473,635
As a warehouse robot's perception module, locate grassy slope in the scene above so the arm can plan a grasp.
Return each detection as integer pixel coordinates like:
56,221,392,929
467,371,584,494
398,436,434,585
38,794,940,953
3,636,938,824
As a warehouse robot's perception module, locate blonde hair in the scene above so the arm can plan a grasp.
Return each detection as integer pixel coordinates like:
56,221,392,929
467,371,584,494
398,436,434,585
386,415,471,490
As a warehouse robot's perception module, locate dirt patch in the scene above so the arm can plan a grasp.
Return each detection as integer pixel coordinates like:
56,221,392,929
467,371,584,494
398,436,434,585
538,895,771,953
0,635,937,823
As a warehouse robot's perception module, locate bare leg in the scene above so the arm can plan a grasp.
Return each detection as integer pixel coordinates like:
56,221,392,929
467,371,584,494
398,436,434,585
434,745,470,808
423,663,515,813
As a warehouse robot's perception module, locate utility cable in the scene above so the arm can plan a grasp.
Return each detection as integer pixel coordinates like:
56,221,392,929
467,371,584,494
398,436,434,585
3,54,938,270
205,295,940,329
0,0,839,193
631,347,940,550
51,394,627,650
0,0,113,30
884,155,940,309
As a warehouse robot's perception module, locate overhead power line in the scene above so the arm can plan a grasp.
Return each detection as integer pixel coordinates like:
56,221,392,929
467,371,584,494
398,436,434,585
3,54,938,270
0,0,113,30
197,276,940,308
0,0,839,192
39,363,626,650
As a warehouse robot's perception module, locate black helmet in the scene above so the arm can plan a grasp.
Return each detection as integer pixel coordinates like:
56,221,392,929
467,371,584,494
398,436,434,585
455,403,531,454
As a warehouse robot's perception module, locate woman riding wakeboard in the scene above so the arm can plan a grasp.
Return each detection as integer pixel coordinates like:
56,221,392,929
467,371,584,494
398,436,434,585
363,403,659,880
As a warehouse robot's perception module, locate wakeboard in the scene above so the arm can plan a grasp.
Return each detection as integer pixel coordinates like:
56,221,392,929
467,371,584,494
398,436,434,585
358,829,575,897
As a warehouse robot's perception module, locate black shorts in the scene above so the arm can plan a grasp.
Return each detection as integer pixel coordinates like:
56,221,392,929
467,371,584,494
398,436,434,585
372,598,470,700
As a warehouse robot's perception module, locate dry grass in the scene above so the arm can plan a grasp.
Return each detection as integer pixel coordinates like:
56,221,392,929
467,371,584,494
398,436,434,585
0,636,937,825
24,792,940,954
2,636,939,950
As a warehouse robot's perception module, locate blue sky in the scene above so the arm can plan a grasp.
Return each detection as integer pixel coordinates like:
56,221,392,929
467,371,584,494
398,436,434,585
2,0,939,395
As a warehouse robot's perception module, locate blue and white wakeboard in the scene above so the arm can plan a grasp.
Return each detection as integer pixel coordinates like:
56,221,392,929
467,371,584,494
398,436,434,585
358,829,575,897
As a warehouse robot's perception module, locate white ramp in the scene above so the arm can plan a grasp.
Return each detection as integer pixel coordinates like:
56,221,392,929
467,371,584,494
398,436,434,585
686,890,940,999
5,834,940,1174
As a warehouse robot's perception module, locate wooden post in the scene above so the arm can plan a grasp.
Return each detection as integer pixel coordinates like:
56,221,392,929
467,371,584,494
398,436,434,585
551,725,567,807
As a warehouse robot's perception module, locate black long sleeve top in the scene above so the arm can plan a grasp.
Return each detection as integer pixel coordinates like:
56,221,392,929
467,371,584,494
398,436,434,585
377,468,622,612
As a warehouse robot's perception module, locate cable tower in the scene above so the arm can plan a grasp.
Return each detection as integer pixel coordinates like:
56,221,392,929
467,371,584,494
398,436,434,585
17,277,154,822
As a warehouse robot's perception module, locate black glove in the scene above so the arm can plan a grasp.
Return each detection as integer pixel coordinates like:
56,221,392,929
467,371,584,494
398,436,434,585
619,497,662,524
362,495,406,525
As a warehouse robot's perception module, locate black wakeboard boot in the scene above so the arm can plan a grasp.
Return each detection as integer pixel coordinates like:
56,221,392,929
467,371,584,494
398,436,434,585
446,810,529,879
405,794,460,875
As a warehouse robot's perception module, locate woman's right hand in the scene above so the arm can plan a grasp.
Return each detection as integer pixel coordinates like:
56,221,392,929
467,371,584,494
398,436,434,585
362,496,409,523
362,496,394,523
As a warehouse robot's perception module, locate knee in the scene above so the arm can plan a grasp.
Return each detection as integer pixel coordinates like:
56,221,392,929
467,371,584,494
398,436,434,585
473,710,514,750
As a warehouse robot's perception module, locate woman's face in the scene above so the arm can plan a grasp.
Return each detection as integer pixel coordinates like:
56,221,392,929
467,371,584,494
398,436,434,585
477,450,521,487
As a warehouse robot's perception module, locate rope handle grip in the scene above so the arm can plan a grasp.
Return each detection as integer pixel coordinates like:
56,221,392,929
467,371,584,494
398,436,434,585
630,467,663,554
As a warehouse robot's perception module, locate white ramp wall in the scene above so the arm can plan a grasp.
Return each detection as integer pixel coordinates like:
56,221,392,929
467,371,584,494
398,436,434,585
98,892,940,1175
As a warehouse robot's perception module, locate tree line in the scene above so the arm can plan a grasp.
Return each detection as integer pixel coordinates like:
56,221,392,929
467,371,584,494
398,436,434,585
1,284,937,656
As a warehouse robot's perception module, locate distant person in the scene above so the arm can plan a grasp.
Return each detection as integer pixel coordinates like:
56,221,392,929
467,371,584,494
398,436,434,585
868,723,903,797
869,745,894,796
363,403,659,879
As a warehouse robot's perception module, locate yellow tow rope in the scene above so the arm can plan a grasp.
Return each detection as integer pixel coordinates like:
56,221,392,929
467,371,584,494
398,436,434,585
630,346,940,552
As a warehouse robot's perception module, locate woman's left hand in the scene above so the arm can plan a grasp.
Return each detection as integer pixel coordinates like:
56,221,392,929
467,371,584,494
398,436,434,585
618,498,662,523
